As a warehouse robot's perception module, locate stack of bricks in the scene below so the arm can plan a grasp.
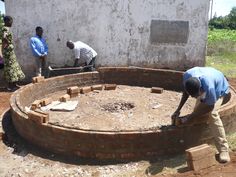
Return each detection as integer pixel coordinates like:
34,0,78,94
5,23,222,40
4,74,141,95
32,76,45,83
31,98,52,110
104,84,117,90
186,144,217,171
67,86,79,98
28,110,49,124
151,87,164,94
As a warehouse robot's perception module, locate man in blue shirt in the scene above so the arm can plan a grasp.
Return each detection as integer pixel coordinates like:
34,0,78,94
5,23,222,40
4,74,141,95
172,67,230,163
30,26,48,76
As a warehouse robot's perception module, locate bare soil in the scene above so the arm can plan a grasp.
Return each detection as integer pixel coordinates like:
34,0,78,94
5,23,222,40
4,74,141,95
0,80,236,177
46,85,195,131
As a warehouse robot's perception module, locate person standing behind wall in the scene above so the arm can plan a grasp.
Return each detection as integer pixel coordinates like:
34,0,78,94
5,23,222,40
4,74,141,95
66,40,97,71
30,26,48,77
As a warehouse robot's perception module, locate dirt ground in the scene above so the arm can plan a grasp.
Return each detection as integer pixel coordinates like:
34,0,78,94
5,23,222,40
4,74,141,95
0,79,236,177
41,85,195,131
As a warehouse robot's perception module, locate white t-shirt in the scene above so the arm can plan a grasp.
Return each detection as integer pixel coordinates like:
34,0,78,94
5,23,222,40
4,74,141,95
73,41,97,64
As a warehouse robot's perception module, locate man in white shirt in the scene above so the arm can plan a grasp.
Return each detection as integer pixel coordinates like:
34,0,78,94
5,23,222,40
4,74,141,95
66,40,97,71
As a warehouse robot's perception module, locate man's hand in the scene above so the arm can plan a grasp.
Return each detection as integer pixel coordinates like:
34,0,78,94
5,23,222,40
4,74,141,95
171,111,180,119
41,55,45,58
179,114,191,124
171,111,180,125
180,116,188,124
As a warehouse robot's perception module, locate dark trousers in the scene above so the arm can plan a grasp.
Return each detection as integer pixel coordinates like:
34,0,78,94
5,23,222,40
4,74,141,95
88,57,96,67
84,57,96,72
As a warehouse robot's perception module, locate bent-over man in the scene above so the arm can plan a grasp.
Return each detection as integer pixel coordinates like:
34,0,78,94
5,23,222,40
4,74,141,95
66,40,97,71
172,67,230,163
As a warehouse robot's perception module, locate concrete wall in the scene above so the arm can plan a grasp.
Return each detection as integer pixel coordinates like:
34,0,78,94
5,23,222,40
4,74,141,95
5,0,210,79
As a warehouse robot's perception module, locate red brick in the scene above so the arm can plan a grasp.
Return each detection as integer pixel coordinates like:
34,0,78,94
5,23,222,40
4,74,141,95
28,111,49,124
120,153,136,159
34,110,49,123
31,100,41,110
70,92,79,98
59,94,70,102
67,86,79,94
32,76,45,83
151,87,164,94
81,86,92,94
104,84,117,90
187,153,216,171
186,144,215,161
0,127,4,141
91,84,103,91
96,153,115,159
186,144,216,171
40,98,52,106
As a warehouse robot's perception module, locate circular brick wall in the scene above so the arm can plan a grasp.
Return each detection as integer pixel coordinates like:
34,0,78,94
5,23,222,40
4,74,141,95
10,67,236,160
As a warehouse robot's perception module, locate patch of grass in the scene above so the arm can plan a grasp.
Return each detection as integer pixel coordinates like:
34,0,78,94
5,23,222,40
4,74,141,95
227,132,236,151
206,29,236,77
207,29,236,56
206,53,236,77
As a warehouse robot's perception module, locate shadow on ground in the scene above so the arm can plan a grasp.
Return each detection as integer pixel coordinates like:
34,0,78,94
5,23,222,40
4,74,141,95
2,110,187,169
145,154,188,175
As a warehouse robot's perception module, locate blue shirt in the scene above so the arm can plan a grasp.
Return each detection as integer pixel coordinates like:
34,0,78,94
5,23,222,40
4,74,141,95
183,67,229,105
30,35,48,57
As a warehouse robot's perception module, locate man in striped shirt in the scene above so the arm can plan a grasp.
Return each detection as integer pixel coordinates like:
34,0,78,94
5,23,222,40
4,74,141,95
66,40,97,70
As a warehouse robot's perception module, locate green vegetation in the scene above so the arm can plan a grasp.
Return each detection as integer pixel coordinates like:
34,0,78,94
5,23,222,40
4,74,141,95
0,13,3,44
208,29,236,43
227,132,236,150
207,7,236,77
206,29,236,77
209,7,236,30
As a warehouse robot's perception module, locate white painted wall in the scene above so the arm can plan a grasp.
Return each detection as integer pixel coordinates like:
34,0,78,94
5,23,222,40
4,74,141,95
5,0,210,79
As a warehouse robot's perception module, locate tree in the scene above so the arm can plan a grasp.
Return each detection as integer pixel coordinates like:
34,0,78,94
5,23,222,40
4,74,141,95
209,6,236,30
0,13,4,44
228,7,236,29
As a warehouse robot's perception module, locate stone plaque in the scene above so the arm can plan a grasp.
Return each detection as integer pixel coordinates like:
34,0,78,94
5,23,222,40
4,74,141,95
150,20,189,44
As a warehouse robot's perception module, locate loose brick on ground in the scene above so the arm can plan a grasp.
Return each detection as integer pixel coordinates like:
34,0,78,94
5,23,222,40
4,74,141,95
70,92,79,98
186,144,215,161
151,87,164,94
32,76,45,83
31,100,41,110
67,86,79,94
104,84,117,90
59,94,70,102
186,144,216,171
92,84,103,91
40,98,52,106
187,153,217,171
81,86,92,94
